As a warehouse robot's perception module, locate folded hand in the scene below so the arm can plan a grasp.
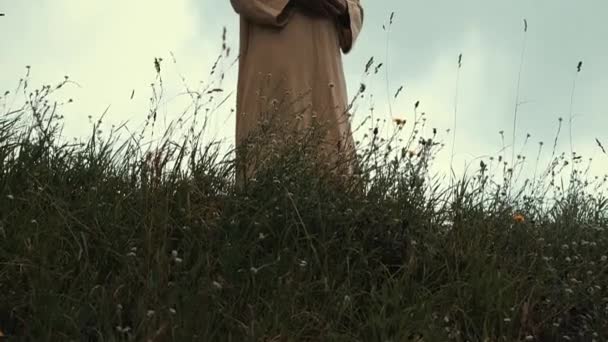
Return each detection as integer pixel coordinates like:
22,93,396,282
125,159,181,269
323,0,348,18
293,0,348,19
292,0,330,17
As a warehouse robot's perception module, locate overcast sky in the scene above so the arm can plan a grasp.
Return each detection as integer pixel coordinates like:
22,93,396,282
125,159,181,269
1,0,607,179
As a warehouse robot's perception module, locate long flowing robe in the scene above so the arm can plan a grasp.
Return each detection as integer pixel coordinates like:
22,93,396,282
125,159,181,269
230,0,363,188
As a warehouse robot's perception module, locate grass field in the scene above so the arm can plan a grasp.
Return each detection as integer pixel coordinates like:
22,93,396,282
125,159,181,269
0,62,607,341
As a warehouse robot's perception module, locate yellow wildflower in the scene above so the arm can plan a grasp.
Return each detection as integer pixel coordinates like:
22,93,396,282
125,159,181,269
513,213,525,223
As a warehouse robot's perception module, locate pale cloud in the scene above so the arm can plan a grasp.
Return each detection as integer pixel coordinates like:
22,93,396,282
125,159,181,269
1,0,220,138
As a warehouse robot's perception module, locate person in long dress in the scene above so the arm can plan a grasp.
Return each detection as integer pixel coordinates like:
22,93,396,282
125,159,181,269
230,0,364,189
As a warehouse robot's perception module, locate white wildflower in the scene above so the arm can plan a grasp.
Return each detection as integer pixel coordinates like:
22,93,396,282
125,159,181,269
116,325,131,333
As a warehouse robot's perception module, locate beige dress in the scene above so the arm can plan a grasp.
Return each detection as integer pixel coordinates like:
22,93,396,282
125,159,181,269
230,0,364,188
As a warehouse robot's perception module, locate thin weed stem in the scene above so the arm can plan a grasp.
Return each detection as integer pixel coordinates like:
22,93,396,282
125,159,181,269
509,19,528,197
568,61,583,178
450,53,463,189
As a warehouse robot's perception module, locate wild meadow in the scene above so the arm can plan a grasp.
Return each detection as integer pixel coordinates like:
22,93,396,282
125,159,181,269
1,26,608,341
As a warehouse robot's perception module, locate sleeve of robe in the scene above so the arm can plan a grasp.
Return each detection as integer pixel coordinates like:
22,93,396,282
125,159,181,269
230,0,293,27
337,0,364,54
